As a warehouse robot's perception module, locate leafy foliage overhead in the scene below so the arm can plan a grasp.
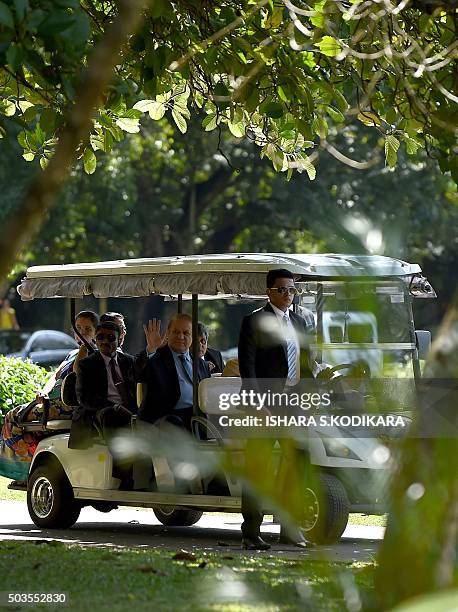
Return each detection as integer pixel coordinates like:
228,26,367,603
0,0,456,180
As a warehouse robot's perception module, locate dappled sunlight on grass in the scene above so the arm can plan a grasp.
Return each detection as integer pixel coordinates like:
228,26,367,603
0,541,376,610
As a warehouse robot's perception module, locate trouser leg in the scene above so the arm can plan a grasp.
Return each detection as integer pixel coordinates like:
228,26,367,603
96,407,132,481
277,437,309,534
133,419,157,491
241,437,274,537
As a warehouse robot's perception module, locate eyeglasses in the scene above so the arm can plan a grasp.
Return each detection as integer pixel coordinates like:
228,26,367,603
96,334,117,342
269,287,298,295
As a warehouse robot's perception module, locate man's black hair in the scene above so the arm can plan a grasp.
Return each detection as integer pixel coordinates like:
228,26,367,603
76,310,99,327
266,268,294,288
96,321,121,335
100,311,126,329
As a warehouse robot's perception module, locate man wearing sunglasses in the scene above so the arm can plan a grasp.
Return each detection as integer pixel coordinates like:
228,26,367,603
71,319,164,489
238,268,316,550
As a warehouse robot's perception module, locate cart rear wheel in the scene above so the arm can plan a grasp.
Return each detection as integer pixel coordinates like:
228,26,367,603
153,506,203,526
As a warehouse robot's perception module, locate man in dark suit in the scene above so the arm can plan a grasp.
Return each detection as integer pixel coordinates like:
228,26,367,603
71,319,164,487
197,322,224,374
138,313,211,430
238,268,321,550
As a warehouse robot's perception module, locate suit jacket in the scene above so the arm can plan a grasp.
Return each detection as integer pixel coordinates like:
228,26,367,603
69,350,146,449
238,303,314,394
204,346,224,374
138,345,211,424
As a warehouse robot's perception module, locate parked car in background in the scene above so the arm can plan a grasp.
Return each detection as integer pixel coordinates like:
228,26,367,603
0,330,77,368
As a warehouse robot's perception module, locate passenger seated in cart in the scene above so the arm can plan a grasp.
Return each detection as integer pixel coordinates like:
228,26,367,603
138,313,211,431
0,310,99,485
197,322,224,374
100,311,127,349
58,310,99,378
72,319,163,489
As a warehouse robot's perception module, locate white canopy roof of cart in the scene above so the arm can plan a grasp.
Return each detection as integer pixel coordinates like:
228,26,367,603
17,253,421,300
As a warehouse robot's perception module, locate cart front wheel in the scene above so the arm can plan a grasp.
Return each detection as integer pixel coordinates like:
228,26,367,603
27,463,81,529
302,473,350,544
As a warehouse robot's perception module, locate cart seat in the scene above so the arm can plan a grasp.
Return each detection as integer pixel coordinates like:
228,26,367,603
198,377,242,415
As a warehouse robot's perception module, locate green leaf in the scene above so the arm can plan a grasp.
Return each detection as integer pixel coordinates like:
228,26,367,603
173,101,190,120
60,12,90,49
38,10,75,36
277,85,289,103
23,105,37,121
14,0,28,21
202,113,217,131
133,99,166,120
402,135,422,156
6,44,25,71
18,100,33,112
312,116,328,139
107,124,124,142
115,117,140,133
39,156,48,170
333,90,349,113
271,149,286,172
315,36,341,57
17,131,28,148
121,108,142,119
327,106,345,124
2,100,16,117
83,148,96,174
357,111,381,126
39,107,57,133
385,134,400,168
228,121,245,138
22,152,34,161
298,155,316,180
261,101,284,119
0,2,14,29
171,109,187,134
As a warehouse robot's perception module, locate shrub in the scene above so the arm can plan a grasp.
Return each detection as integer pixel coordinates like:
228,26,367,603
0,356,50,423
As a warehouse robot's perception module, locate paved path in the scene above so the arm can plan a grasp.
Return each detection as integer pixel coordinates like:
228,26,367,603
0,500,383,562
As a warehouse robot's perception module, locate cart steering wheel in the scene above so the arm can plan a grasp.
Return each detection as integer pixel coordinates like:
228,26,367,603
327,361,371,378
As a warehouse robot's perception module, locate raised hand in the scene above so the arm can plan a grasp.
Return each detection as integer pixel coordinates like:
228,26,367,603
143,318,167,353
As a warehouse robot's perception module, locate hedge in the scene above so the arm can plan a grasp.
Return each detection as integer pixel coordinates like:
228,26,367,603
0,356,50,423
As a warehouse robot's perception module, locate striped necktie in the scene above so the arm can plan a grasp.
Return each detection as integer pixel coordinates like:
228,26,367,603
283,314,298,382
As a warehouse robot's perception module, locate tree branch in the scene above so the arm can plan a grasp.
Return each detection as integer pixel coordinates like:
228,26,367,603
0,0,147,283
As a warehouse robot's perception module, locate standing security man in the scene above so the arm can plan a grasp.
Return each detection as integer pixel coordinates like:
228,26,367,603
238,268,316,550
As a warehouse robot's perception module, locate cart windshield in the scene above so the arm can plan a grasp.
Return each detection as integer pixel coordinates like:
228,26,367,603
298,280,416,378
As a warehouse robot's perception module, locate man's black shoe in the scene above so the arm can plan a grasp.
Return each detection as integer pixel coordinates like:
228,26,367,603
242,535,271,550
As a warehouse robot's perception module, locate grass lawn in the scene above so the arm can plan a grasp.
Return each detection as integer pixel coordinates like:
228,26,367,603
0,541,375,611
348,514,387,527
0,476,26,502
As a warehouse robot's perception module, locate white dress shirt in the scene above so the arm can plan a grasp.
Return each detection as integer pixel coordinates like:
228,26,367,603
269,302,300,386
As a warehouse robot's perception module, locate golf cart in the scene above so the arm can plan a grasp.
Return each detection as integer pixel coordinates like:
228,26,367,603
14,253,435,543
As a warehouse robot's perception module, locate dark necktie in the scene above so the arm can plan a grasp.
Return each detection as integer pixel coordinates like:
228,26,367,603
178,354,193,383
110,357,130,408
